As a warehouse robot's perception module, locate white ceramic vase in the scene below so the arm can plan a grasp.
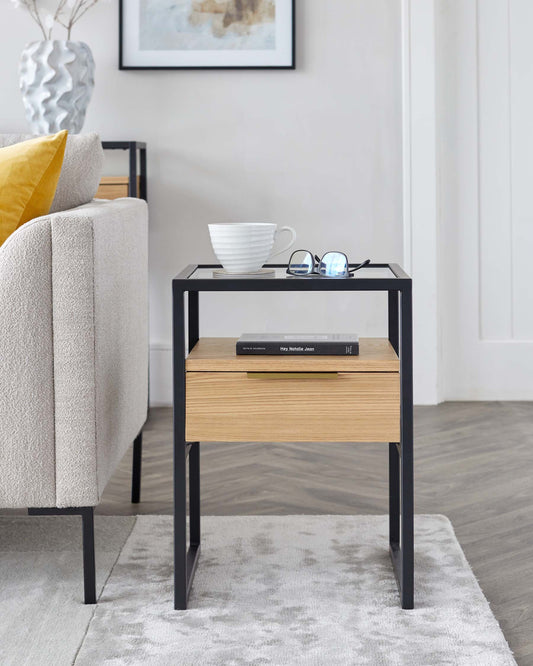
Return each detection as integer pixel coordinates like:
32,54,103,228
19,40,95,134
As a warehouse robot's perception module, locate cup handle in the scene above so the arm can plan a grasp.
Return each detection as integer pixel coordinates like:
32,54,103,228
268,226,297,260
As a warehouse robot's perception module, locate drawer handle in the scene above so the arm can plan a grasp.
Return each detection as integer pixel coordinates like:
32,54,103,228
246,372,339,379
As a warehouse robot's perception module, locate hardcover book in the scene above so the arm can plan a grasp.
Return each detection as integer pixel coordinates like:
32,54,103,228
236,334,359,356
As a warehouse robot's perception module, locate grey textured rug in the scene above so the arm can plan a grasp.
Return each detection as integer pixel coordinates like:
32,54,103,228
0,515,515,665
0,515,135,666
74,515,515,666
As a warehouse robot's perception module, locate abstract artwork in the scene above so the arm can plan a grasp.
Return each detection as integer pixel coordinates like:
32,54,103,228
120,0,295,69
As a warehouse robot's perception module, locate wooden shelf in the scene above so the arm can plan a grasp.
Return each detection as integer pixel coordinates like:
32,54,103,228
185,337,399,372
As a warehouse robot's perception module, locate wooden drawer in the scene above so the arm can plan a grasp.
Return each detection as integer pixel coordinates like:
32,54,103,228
95,176,140,200
186,371,400,443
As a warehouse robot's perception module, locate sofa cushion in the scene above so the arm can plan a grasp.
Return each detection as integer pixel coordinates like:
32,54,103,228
0,131,67,246
0,132,104,214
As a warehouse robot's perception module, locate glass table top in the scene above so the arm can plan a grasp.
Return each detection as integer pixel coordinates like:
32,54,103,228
188,266,397,280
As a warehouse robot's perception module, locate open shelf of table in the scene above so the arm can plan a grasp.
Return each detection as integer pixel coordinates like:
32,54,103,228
185,337,399,373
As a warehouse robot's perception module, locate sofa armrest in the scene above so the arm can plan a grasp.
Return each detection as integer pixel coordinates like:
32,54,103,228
0,198,148,508
0,218,56,508
51,198,149,506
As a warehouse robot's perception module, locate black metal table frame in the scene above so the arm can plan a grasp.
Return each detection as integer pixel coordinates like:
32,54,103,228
101,141,147,200
172,263,413,610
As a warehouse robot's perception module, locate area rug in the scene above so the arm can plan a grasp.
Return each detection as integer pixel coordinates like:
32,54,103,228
0,515,135,666
0,515,516,665
77,514,515,666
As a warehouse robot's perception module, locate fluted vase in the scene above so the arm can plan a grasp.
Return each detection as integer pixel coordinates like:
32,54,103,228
19,40,95,135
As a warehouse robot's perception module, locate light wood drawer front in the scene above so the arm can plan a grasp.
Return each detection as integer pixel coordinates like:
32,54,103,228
186,372,400,442
96,176,140,200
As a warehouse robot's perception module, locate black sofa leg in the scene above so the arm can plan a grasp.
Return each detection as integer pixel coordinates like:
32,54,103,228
132,432,143,504
81,507,96,604
28,506,97,604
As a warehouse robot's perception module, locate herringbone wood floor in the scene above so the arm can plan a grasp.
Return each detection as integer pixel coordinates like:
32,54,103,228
97,403,533,665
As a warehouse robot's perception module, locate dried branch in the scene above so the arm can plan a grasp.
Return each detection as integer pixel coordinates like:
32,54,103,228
11,0,103,40
71,0,99,28
26,0,48,40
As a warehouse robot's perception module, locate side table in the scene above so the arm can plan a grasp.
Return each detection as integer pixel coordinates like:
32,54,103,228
172,264,413,610
100,141,147,200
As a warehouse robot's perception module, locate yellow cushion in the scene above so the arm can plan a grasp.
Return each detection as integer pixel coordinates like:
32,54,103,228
0,130,68,246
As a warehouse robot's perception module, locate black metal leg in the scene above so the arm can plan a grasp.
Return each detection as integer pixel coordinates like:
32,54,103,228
387,287,414,609
389,291,400,551
81,507,97,604
187,441,201,597
28,506,96,604
388,290,399,355
399,287,414,609
128,142,137,197
139,147,147,200
388,290,401,547
389,442,400,546
173,287,188,610
132,432,142,504
189,442,201,547
185,292,201,598
188,291,199,352
172,288,202,610
175,440,188,610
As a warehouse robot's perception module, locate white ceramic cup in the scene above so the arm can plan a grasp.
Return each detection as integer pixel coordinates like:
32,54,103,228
208,223,297,273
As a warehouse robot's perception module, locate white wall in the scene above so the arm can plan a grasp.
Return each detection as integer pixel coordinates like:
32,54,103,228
0,1,403,405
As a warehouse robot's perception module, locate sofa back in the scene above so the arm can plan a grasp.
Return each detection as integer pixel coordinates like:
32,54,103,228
0,133,104,214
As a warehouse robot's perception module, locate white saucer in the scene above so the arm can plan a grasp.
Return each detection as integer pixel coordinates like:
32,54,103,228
213,268,276,279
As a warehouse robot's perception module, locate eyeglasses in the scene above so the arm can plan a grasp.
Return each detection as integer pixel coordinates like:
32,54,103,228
287,251,370,278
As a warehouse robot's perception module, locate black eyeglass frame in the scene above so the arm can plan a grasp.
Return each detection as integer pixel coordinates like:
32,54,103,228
286,251,371,278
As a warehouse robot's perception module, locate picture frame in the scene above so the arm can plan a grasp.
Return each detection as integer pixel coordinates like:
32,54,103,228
119,0,295,70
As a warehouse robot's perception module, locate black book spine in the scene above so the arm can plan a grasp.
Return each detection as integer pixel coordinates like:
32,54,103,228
236,341,359,356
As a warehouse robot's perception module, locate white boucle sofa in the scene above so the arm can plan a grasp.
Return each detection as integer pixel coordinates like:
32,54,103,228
0,134,148,603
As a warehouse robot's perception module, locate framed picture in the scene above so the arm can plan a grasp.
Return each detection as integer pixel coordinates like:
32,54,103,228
119,0,295,70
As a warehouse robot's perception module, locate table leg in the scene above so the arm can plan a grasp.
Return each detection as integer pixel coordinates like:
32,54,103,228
188,293,201,553
189,442,200,547
388,291,400,547
128,142,138,198
139,147,147,200
173,289,202,610
399,286,414,609
388,287,414,609
389,442,400,545
188,441,201,598
173,287,188,610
